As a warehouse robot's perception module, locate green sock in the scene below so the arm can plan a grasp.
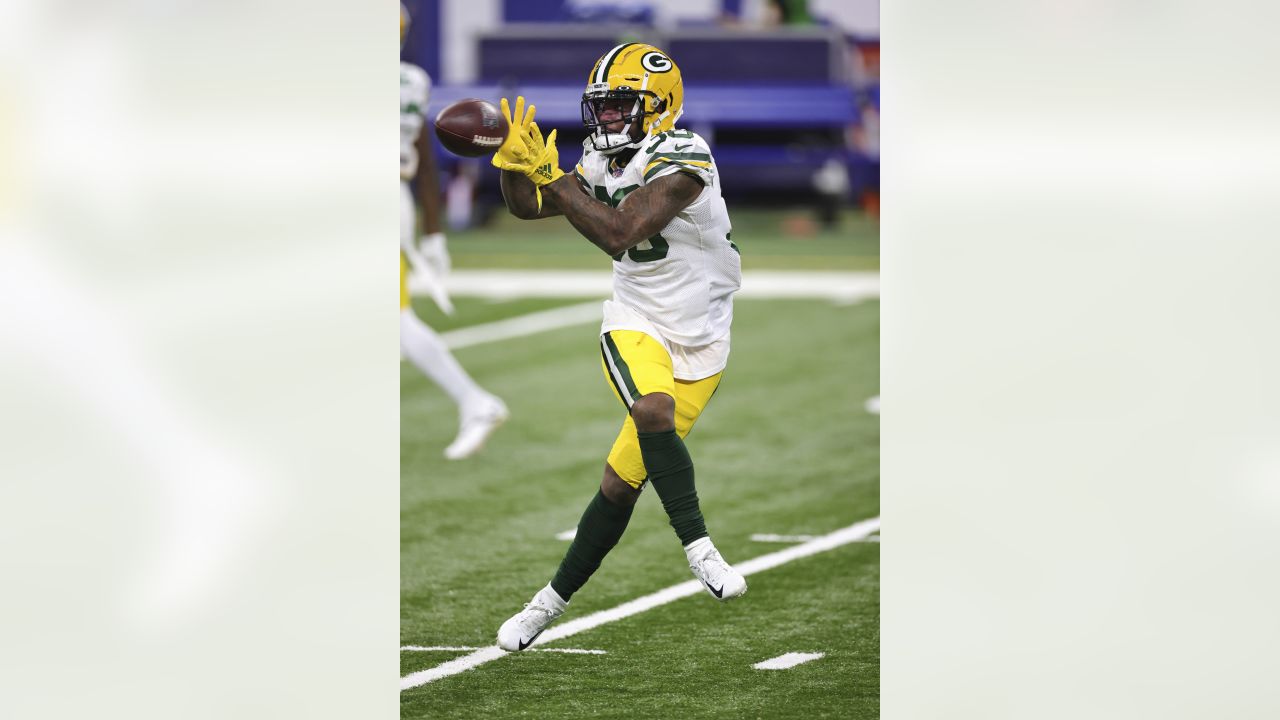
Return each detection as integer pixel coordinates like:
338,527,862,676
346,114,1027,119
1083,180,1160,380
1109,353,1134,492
638,429,708,546
550,490,634,601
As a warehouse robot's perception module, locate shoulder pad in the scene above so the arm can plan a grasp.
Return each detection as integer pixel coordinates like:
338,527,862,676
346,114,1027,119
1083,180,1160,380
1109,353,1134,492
640,130,714,186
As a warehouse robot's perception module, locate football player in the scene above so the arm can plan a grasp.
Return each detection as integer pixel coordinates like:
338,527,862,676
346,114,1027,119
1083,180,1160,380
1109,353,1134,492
492,44,746,651
400,3,507,460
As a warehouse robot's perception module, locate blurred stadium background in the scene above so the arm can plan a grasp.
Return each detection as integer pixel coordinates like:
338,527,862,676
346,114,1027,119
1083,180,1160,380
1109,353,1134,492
402,0,879,233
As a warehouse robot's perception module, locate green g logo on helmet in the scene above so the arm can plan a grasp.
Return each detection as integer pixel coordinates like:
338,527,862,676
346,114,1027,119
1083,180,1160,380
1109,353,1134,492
640,52,673,73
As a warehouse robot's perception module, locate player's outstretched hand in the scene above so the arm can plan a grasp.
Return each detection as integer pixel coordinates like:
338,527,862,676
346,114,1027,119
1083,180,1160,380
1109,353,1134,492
521,123,564,188
492,96,534,171
491,96,564,188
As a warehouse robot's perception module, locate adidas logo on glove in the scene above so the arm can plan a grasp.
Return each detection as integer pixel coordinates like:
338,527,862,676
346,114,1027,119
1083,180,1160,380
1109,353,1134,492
536,163,554,180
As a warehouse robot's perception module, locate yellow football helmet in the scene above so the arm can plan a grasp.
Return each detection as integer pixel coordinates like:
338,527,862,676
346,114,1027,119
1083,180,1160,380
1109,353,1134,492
581,43,684,154
400,3,410,48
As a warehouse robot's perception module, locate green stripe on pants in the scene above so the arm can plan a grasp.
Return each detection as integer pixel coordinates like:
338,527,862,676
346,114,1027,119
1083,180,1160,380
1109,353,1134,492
602,332,641,404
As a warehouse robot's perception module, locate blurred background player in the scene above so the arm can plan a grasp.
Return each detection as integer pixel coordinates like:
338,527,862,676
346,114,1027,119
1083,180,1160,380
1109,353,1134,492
490,45,746,651
400,3,507,460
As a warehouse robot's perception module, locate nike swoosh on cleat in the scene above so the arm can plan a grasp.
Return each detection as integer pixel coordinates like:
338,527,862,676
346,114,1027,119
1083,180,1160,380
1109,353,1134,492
704,581,724,598
518,629,545,651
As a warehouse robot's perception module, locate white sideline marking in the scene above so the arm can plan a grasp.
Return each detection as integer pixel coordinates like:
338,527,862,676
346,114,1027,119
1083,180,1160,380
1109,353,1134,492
411,271,880,353
750,533,818,543
752,532,880,544
864,395,880,415
400,646,506,688
440,301,601,350
412,270,880,303
555,528,577,541
400,516,880,691
753,652,826,670
401,645,605,655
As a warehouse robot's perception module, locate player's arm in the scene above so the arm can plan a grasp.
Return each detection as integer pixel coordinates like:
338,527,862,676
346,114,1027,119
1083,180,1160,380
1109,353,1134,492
499,169,578,219
540,172,703,256
491,95,701,245
415,122,443,233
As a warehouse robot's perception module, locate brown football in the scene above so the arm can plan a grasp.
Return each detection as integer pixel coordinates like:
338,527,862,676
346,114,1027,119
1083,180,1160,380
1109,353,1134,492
434,98,508,157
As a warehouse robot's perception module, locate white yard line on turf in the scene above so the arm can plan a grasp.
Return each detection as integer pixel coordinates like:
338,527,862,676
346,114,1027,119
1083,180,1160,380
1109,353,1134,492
555,528,577,541
409,271,879,352
401,646,506,687
750,533,819,543
753,652,826,670
440,301,600,350
411,270,879,303
402,646,605,655
400,516,880,691
751,532,880,544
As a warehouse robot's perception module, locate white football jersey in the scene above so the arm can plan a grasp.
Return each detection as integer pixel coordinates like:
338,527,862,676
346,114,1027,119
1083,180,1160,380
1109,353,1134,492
575,130,741,350
400,62,430,180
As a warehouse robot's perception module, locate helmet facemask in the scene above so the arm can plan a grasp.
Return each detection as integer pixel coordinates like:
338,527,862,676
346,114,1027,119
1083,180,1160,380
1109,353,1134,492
581,86,661,155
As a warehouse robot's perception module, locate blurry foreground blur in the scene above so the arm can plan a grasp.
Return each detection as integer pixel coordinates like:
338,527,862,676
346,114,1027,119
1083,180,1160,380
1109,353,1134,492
0,2,395,717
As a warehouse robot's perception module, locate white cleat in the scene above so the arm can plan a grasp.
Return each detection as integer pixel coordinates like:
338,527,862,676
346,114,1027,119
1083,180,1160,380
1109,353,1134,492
444,395,509,460
686,538,747,601
497,585,567,652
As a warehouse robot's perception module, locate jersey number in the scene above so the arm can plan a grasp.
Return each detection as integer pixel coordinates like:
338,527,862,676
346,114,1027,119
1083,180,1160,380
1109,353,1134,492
618,236,670,262
644,129,694,154
595,184,670,263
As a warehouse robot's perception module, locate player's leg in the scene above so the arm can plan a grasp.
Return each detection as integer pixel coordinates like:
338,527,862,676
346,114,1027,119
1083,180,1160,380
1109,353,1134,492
601,331,706,544
663,375,747,601
400,254,472,407
498,462,636,651
497,334,657,651
601,331,745,600
497,332,735,651
543,461,639,606
545,331,677,601
400,255,508,459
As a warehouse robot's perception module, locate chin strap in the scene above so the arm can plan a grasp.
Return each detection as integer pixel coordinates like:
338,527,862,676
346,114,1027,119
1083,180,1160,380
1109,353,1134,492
595,129,650,155
598,141,641,155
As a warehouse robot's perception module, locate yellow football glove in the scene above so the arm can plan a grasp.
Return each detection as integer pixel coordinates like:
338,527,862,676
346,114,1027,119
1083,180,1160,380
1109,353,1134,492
522,122,564,187
492,96,534,170
491,97,565,212
513,122,564,213
492,97,563,184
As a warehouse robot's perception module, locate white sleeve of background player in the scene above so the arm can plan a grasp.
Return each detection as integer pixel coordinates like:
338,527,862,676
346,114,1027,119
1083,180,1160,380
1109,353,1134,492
401,63,430,110
641,132,716,187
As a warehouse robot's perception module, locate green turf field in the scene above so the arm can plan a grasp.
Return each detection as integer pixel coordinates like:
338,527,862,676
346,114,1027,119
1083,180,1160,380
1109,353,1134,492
445,208,880,271
402,287,879,717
